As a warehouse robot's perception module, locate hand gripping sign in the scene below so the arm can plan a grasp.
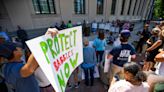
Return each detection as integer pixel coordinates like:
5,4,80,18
26,26,83,92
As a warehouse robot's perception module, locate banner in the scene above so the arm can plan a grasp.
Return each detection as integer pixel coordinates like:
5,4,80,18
26,26,83,92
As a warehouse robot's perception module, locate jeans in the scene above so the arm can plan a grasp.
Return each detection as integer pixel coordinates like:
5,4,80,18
96,51,104,63
83,66,94,86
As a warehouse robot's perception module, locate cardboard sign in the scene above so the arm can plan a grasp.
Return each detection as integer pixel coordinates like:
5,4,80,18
104,50,110,73
26,26,83,92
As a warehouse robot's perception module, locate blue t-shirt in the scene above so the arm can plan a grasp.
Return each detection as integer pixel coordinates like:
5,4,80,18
109,43,136,67
82,46,97,69
2,62,40,92
93,38,107,51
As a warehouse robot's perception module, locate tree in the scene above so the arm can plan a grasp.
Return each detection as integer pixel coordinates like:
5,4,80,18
153,0,164,19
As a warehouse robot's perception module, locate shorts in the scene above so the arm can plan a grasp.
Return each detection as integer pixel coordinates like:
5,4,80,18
146,51,159,62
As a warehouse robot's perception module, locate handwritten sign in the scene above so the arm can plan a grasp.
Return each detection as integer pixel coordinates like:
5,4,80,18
26,26,83,92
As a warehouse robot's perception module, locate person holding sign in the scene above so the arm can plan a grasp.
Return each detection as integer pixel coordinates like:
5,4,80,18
107,30,136,86
0,28,58,92
82,37,97,86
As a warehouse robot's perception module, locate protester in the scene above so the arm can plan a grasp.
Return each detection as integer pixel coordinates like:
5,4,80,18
60,21,67,30
81,37,97,86
25,47,55,92
0,36,6,44
143,28,161,71
67,20,73,28
106,32,115,44
91,20,98,33
136,24,151,53
68,68,80,88
107,30,136,86
122,21,130,30
93,31,107,63
146,29,164,92
108,62,149,92
16,25,28,49
0,28,58,92
0,26,10,42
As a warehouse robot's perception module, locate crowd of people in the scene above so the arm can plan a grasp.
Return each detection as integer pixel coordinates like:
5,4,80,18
0,20,164,92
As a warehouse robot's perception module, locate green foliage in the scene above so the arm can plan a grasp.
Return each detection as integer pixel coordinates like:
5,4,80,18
153,0,164,19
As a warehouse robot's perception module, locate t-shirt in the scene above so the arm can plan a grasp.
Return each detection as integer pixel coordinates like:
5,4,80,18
67,23,72,28
147,36,158,47
141,29,150,41
110,43,136,67
93,38,107,51
99,23,105,29
92,23,98,28
34,67,51,87
155,62,164,76
82,46,97,69
108,80,149,92
2,62,40,92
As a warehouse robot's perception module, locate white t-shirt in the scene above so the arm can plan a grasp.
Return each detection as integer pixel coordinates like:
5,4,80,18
92,23,98,28
99,23,105,29
104,23,111,30
108,80,149,92
113,37,121,47
155,62,164,76
34,67,51,87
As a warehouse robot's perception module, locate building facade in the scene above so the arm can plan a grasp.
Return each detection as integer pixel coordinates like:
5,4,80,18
0,0,154,32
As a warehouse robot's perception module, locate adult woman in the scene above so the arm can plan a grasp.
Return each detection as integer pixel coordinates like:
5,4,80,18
143,28,161,71
93,31,107,63
108,62,149,92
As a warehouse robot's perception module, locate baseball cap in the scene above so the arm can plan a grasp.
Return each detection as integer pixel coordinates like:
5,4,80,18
0,42,22,59
161,30,164,38
152,28,160,34
120,30,131,38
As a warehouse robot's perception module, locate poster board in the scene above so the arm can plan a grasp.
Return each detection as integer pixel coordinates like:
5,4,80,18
26,26,83,92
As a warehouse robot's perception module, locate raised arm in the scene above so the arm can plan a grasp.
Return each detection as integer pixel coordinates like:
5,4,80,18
20,28,58,77
146,40,162,52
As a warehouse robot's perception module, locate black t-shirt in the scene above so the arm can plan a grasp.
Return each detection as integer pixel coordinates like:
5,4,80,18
141,29,150,41
109,43,136,67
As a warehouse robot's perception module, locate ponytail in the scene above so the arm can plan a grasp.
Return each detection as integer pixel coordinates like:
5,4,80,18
134,71,147,82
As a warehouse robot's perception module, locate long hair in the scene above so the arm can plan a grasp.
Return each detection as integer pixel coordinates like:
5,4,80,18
98,31,105,40
124,62,147,82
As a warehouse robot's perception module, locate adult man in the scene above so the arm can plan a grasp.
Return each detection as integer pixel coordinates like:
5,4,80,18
136,24,151,53
107,30,136,86
16,26,28,48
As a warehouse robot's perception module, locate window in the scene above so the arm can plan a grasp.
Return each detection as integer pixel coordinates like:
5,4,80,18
121,0,126,15
74,0,85,14
97,0,104,14
111,0,117,15
133,0,137,15
32,0,56,14
127,0,132,15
